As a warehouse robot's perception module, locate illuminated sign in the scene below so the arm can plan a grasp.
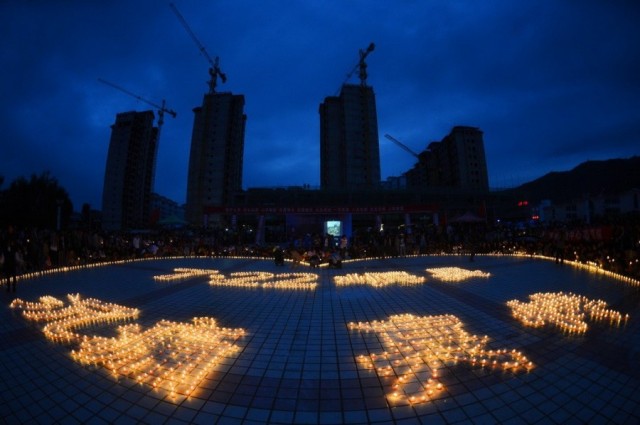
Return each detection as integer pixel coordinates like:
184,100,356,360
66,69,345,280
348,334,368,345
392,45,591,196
507,292,629,333
10,294,245,399
350,314,533,405
154,268,318,290
426,267,491,282
334,271,426,287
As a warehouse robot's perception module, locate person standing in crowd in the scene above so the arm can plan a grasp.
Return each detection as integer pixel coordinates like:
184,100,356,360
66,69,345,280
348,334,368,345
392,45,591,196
339,235,348,259
49,232,58,267
3,241,18,292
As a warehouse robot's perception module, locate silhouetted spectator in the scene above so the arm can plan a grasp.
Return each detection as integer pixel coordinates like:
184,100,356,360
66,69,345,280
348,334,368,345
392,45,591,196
3,242,18,292
328,251,342,269
274,247,285,266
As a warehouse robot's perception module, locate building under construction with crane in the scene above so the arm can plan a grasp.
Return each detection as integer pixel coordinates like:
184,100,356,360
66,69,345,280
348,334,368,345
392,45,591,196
168,3,247,227
99,77,177,231
320,43,380,190
207,42,493,243
100,4,495,236
385,127,489,192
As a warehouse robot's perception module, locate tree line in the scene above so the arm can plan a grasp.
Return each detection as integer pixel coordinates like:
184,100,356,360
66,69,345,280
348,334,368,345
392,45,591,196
0,172,73,230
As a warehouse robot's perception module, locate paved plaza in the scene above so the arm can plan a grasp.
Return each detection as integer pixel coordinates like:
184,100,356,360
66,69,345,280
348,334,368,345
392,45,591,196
1,254,639,424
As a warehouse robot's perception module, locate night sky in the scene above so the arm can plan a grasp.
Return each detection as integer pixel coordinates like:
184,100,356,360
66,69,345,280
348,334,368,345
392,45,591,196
1,1,639,210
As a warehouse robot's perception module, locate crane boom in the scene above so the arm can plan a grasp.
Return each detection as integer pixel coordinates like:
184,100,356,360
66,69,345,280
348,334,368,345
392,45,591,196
98,78,176,118
384,134,419,159
169,2,226,93
336,42,375,95
98,77,176,148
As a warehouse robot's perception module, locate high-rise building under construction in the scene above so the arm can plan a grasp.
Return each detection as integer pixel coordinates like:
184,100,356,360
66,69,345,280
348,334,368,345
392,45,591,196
185,92,246,225
101,110,158,231
320,43,380,191
402,126,489,192
170,2,247,226
320,83,381,190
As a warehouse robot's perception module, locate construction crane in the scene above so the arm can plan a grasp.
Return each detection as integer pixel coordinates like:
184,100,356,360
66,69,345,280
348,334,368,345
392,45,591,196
384,134,420,159
98,78,176,139
170,2,226,94
342,42,375,87
335,42,375,95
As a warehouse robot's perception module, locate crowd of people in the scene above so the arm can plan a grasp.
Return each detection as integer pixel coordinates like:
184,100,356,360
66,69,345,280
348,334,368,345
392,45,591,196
2,214,639,292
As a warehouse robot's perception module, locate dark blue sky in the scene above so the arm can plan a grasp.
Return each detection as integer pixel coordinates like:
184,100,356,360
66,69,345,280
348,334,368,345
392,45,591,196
1,1,639,209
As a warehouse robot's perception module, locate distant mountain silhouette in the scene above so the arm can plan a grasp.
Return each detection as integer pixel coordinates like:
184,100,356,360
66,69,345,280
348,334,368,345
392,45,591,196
500,156,640,203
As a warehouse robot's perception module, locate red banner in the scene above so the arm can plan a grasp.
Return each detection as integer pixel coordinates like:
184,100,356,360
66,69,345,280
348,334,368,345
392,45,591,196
203,204,439,215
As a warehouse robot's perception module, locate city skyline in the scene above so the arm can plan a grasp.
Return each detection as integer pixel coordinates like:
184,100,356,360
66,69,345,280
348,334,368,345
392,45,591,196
1,1,639,209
